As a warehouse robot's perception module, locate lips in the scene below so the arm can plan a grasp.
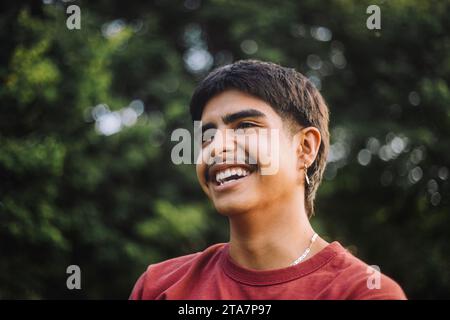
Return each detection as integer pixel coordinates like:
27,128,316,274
211,169,254,192
206,163,257,187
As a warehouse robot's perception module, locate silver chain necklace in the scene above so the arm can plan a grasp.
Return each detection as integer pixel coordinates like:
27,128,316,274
290,233,319,266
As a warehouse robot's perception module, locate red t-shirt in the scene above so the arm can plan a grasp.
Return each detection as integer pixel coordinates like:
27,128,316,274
129,241,407,300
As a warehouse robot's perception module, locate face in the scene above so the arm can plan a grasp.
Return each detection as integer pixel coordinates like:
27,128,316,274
196,89,305,216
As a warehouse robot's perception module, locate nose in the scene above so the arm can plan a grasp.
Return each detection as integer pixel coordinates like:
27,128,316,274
208,127,237,163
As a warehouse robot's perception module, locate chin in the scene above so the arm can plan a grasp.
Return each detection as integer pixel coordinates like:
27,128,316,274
213,197,256,216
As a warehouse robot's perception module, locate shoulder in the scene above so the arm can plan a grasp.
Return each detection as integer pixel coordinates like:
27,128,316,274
129,243,226,300
325,242,407,300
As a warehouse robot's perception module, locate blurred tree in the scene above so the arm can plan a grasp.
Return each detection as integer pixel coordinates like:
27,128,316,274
0,0,449,299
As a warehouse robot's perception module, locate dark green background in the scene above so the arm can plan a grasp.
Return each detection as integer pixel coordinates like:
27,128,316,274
0,0,449,299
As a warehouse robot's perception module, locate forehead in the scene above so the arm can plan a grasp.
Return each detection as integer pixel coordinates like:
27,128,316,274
201,89,280,123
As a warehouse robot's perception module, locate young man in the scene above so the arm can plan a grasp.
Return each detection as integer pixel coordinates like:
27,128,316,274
130,60,407,300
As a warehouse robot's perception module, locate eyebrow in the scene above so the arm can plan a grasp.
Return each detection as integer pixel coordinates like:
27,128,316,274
201,108,266,133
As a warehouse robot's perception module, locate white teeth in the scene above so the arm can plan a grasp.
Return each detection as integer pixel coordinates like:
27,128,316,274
214,167,252,184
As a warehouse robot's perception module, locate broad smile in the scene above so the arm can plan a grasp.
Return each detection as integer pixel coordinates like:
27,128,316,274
206,163,258,192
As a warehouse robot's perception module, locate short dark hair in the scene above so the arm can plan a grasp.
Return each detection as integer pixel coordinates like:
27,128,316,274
189,59,330,218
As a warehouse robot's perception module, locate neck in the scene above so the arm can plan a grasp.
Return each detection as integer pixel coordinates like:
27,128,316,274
227,191,325,270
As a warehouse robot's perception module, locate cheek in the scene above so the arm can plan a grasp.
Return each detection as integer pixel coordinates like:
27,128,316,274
247,131,294,176
195,160,210,195
245,133,276,169
278,141,299,180
195,163,202,182
196,146,210,181
196,164,206,182
258,139,298,189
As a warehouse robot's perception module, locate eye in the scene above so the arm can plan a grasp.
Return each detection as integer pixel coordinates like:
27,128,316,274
202,129,216,145
237,121,256,129
202,135,214,144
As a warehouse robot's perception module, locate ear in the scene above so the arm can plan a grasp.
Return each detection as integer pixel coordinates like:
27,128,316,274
295,127,322,170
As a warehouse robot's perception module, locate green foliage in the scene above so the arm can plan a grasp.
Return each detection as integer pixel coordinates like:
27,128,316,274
0,0,449,299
